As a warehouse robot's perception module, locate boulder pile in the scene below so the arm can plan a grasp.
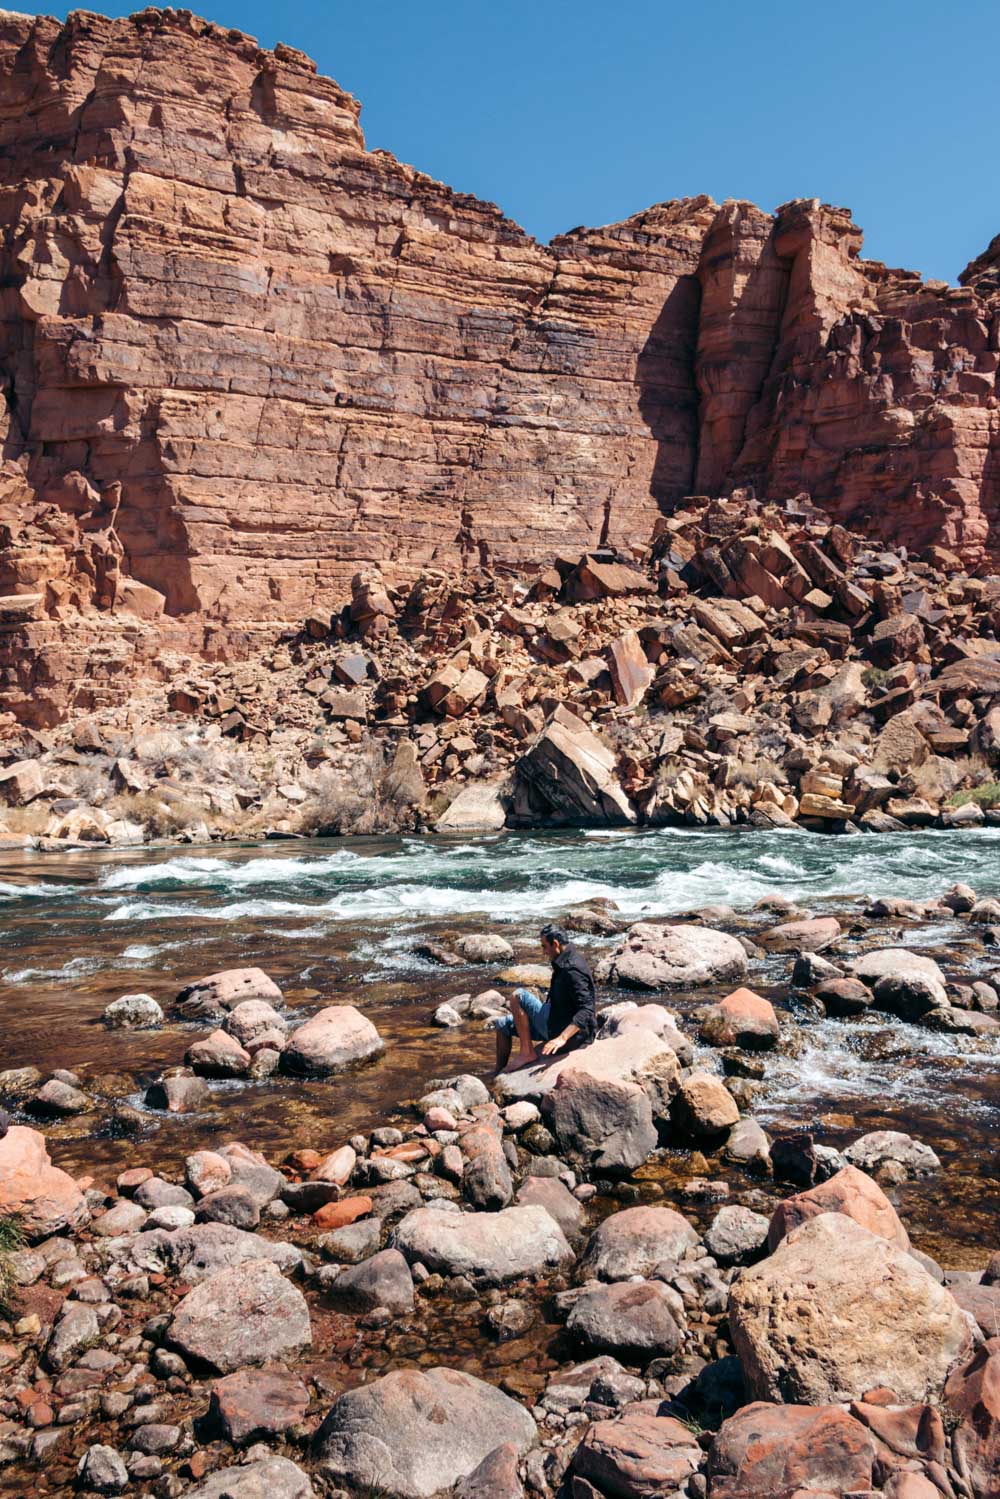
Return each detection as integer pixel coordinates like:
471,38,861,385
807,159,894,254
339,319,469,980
0,925,996,1499
6,493,1000,846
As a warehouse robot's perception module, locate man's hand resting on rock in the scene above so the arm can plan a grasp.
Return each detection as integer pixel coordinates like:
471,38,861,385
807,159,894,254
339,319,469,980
541,1023,579,1056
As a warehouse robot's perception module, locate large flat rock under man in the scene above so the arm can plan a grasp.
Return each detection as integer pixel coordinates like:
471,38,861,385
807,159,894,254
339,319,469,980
494,1028,680,1114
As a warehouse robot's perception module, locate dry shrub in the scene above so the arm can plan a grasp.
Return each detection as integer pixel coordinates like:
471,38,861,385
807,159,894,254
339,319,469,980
724,756,785,788
297,740,423,836
65,764,112,804
136,735,258,794
2,804,56,837
112,791,208,838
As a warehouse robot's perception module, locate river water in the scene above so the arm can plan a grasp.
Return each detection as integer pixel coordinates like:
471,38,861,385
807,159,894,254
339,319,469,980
1,826,997,1264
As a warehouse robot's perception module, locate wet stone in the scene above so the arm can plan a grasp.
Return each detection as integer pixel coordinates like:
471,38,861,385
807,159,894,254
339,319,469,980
325,1248,414,1314
77,1444,129,1494
319,1218,381,1263
134,1177,195,1211
210,1366,311,1446
196,1185,261,1229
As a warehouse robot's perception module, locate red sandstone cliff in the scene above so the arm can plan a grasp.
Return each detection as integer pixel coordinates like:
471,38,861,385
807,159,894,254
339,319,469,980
0,8,998,724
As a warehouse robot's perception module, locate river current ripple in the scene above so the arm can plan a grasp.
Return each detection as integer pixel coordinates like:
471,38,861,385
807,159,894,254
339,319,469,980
0,825,997,1261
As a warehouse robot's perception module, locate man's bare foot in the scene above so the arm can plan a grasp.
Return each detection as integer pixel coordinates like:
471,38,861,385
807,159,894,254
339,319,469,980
505,1050,541,1073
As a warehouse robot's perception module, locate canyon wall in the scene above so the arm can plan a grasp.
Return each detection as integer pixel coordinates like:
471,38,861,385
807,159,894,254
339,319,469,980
0,8,998,722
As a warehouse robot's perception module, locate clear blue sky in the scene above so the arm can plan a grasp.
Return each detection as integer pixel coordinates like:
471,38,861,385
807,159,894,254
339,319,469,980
19,0,1000,283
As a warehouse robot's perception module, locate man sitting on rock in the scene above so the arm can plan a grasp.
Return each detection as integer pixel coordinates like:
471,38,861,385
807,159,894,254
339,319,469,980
493,923,597,1072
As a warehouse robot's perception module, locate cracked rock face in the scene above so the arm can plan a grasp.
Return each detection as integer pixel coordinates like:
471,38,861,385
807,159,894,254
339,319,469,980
1,10,1000,724
312,1366,537,1499
167,1257,312,1374
729,1212,974,1405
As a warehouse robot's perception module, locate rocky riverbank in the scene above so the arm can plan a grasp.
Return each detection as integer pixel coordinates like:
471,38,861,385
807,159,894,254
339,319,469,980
0,884,997,1499
4,492,1000,852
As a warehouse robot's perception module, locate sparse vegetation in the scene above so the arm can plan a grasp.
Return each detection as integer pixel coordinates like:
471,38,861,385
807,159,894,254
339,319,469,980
112,791,211,838
862,666,894,689
2,804,56,837
140,738,260,794
0,1213,25,1313
947,781,1000,809
724,756,784,788
296,741,424,837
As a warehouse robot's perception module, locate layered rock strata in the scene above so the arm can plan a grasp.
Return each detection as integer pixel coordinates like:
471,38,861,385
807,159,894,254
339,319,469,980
0,10,999,724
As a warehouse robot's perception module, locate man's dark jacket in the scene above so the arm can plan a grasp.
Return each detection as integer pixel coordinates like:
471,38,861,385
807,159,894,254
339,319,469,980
547,943,597,1042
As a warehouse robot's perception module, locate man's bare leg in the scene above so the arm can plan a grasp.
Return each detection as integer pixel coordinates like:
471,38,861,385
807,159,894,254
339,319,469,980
494,1028,513,1074
505,993,540,1070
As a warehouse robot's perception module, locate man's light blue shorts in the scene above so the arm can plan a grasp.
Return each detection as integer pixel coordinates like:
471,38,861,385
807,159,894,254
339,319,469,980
493,986,551,1040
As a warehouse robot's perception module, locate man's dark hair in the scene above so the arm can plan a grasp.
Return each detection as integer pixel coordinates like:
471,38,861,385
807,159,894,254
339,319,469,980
540,923,569,946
